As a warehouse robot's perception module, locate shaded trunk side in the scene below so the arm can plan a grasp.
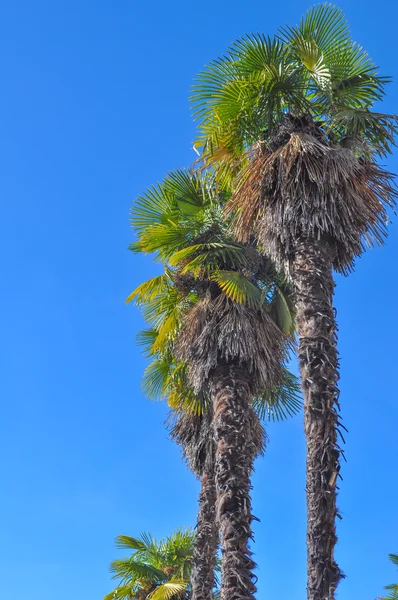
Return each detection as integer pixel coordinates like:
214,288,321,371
291,238,344,600
191,467,218,600
211,364,259,600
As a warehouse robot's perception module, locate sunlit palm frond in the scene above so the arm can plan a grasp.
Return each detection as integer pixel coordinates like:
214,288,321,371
137,222,193,259
147,580,188,600
279,4,352,65
165,169,210,215
162,529,195,561
136,329,159,358
110,559,166,583
192,33,308,144
126,275,168,306
169,242,248,277
167,382,206,416
131,182,177,235
104,586,135,600
140,284,180,330
212,270,262,308
115,535,149,552
115,533,161,562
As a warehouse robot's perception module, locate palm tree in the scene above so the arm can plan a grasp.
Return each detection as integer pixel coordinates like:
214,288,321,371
105,530,195,600
379,554,398,600
190,5,397,599
127,169,298,600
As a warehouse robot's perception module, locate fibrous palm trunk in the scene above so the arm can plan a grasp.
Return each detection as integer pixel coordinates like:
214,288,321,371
211,364,260,600
191,467,218,600
291,238,343,600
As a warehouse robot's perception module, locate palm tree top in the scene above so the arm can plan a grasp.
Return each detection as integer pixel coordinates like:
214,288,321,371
127,168,301,416
106,529,197,600
191,3,397,166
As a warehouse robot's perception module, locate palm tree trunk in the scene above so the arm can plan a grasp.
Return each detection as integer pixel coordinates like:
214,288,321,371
191,467,218,600
291,237,344,600
211,364,259,600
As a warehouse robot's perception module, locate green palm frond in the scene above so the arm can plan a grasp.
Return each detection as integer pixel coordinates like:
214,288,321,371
115,535,149,552
104,586,135,600
147,580,188,600
268,282,295,335
110,559,166,583
130,170,217,255
131,182,177,235
137,222,193,259
126,275,168,306
151,311,181,353
140,285,181,330
169,242,247,275
162,529,195,559
165,169,211,215
136,329,159,358
212,270,262,308
330,108,398,156
279,4,390,115
390,555,398,567
279,4,350,91
329,45,387,107
279,4,352,59
192,34,307,142
167,381,208,416
168,244,206,265
141,357,172,400
253,368,302,421
164,361,208,415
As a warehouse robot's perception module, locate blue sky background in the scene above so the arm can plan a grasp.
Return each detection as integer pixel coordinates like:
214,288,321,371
0,1,397,599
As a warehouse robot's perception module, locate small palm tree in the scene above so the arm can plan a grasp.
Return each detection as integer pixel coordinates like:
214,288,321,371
191,5,397,598
128,170,298,600
105,530,195,600
379,554,398,600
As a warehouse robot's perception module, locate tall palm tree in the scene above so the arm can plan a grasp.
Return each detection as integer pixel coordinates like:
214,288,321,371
190,5,397,599
127,169,297,600
105,529,195,600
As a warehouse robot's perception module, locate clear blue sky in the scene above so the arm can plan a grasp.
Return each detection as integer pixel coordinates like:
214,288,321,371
0,1,397,599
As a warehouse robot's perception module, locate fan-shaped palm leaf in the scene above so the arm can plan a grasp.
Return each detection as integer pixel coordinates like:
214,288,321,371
147,580,187,600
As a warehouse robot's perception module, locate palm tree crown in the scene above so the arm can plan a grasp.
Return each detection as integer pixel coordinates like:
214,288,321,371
105,530,196,600
191,4,397,275
128,169,296,405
